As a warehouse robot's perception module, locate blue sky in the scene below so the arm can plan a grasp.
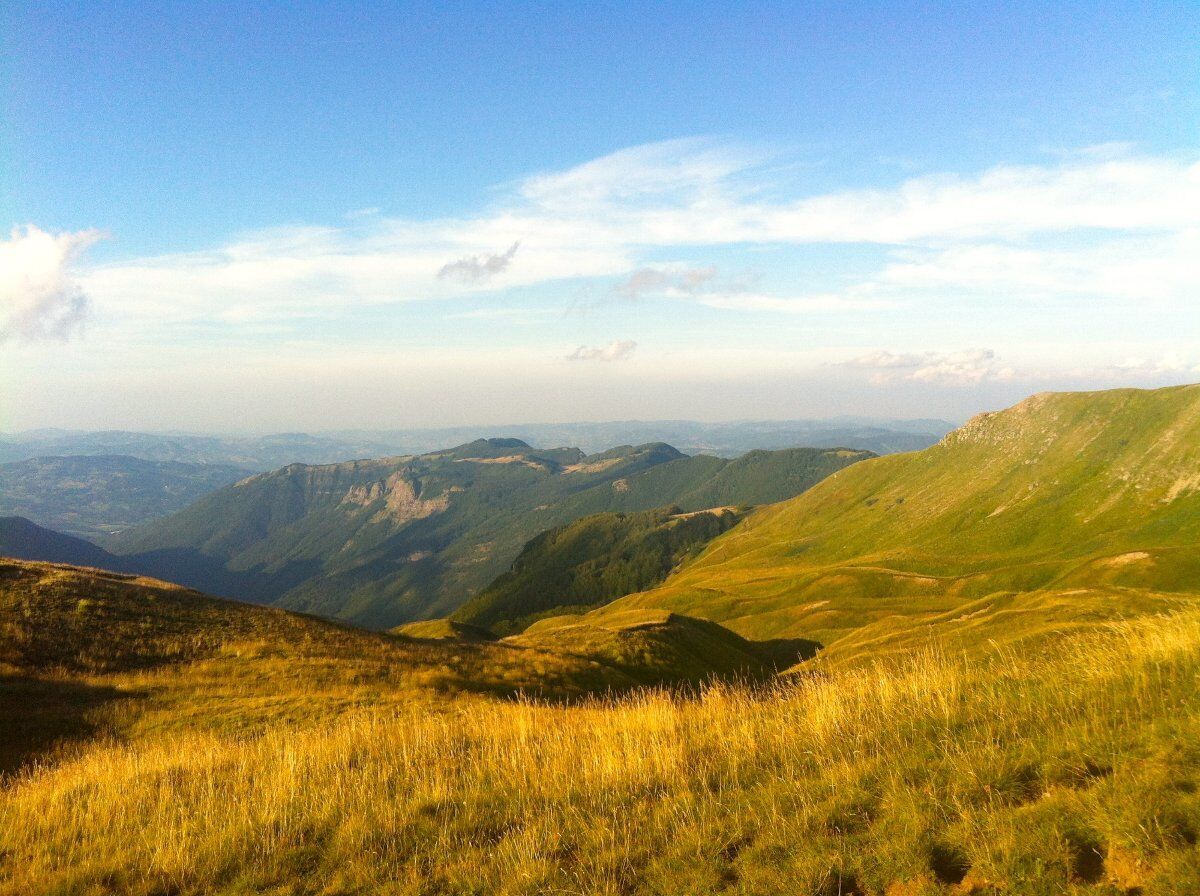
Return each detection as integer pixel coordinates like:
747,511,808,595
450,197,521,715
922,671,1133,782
3,2,1199,431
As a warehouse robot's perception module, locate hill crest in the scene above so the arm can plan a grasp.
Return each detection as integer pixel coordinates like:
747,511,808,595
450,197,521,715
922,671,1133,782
597,383,1200,650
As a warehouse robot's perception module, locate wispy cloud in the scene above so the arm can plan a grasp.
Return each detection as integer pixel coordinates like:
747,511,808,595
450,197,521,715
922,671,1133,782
1,225,104,342
37,138,1200,339
567,339,638,362
615,265,717,299
846,349,1016,385
437,241,520,283
1111,352,1200,376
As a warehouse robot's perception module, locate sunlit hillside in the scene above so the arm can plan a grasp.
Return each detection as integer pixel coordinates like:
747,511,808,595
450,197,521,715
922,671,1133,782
0,559,738,776
599,385,1200,654
3,605,1198,894
0,559,789,775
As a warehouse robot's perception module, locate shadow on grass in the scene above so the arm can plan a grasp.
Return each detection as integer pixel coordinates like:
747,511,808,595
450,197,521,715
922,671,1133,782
0,675,137,777
756,637,823,670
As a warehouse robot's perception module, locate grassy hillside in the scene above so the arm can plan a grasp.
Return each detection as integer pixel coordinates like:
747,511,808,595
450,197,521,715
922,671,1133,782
0,516,261,600
451,506,745,633
0,455,247,539
100,440,868,629
4,601,1198,894
0,559,787,775
603,385,1200,648
4,381,1200,894
549,446,873,519
0,559,619,776
508,607,817,684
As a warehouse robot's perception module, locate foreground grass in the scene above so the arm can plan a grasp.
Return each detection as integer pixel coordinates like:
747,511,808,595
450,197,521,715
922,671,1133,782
4,613,1200,895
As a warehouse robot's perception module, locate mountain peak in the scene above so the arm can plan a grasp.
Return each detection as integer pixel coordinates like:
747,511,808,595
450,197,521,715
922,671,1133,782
441,437,534,459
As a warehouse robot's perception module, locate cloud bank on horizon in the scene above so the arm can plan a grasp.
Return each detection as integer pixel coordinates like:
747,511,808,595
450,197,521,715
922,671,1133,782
5,138,1200,428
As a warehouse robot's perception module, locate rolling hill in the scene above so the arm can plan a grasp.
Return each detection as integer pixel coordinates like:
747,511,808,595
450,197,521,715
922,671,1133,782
0,516,121,569
450,506,745,634
100,439,870,628
590,384,1200,655
5,558,1200,894
0,558,791,775
0,455,247,539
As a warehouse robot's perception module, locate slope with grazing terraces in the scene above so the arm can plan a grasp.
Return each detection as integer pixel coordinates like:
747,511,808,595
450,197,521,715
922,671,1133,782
596,384,1200,654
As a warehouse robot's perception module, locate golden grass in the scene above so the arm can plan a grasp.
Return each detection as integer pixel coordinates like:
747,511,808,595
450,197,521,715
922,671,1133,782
3,612,1200,895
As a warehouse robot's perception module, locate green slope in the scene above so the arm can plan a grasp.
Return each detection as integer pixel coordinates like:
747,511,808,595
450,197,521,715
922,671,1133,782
102,439,868,629
600,384,1200,651
450,506,745,634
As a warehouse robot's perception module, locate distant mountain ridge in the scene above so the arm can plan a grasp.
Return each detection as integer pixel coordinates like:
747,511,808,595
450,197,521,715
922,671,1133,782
0,516,119,569
0,418,949,468
98,438,870,628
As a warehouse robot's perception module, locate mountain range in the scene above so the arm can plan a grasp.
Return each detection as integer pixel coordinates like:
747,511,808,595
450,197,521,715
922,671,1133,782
3,440,870,629
0,418,950,469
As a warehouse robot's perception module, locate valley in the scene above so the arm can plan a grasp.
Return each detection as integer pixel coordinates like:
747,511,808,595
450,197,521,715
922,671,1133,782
0,455,248,539
15,439,869,629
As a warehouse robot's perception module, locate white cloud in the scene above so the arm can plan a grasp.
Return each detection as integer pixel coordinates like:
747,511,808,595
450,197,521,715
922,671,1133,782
753,156,1200,244
875,229,1200,303
567,339,638,362
608,265,892,314
1111,352,1200,376
846,350,927,370
518,137,762,210
33,138,1200,340
847,349,1016,385
0,225,104,341
437,241,520,283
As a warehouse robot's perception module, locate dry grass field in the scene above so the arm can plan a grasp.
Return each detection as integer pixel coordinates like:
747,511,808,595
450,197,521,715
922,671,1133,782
3,606,1199,895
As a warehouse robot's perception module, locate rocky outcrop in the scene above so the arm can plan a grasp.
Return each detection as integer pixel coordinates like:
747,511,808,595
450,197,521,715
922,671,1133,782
341,472,451,524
